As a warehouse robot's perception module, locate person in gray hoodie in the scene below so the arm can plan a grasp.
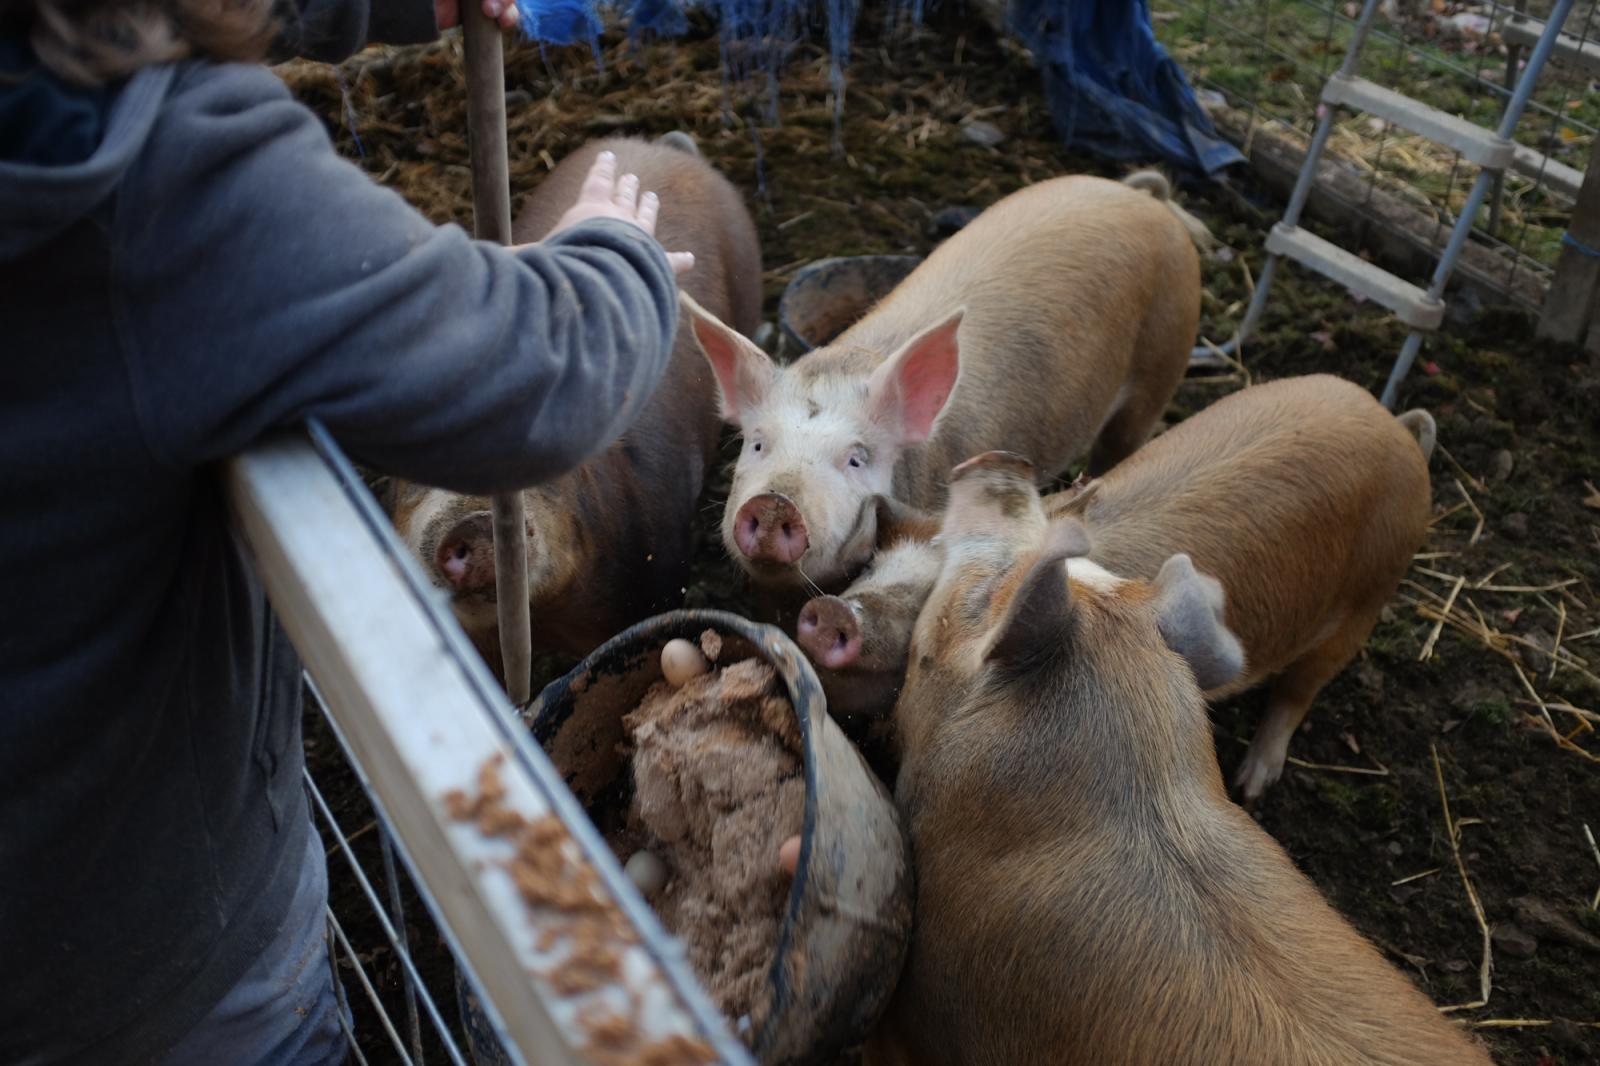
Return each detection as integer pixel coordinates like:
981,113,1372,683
0,0,699,1060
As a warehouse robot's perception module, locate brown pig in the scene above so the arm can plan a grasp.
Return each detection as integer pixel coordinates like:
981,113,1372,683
681,170,1205,596
867,453,1491,1066
390,134,761,664
798,375,1435,801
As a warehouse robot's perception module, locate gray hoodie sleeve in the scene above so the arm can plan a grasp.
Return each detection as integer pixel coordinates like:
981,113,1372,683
113,61,679,494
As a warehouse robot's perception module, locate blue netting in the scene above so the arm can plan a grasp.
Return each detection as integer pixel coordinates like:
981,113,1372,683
508,0,1239,177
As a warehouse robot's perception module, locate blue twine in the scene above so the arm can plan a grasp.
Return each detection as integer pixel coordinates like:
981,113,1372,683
333,68,366,160
1562,231,1600,260
501,0,1228,176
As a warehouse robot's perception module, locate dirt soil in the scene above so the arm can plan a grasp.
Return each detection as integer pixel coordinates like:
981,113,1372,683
287,8,1600,1064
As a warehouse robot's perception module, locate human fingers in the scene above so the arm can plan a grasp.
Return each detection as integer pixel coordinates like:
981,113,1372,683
613,172,640,214
577,152,617,206
482,0,520,28
635,190,659,237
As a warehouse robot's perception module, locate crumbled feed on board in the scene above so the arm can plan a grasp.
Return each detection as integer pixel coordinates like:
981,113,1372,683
617,656,806,1036
443,754,718,1064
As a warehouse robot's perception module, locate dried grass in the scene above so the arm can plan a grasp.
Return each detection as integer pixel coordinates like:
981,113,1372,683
1431,744,1491,1015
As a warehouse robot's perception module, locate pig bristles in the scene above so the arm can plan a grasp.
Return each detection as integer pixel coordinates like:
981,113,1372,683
794,561,827,600
1583,823,1600,912
1430,743,1493,1016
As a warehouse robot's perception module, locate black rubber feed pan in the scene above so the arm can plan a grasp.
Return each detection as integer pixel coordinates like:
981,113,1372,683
778,256,922,353
458,609,913,1066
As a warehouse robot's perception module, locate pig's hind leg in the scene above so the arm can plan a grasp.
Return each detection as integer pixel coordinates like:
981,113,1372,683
1086,321,1189,475
1086,387,1171,476
1234,610,1379,803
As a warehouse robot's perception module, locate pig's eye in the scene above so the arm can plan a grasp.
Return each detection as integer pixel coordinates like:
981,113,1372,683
846,446,868,470
749,434,764,454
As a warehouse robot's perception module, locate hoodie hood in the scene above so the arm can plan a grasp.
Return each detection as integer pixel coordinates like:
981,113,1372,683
0,34,173,259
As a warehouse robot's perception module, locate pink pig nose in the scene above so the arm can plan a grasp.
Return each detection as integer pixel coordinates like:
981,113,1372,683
733,493,810,564
433,513,496,592
797,596,860,670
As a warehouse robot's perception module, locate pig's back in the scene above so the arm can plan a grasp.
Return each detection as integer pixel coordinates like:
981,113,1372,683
1073,375,1431,687
514,136,759,471
514,137,762,335
517,138,762,615
835,175,1200,507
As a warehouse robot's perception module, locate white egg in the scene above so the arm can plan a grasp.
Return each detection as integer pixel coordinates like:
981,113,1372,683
778,835,802,875
660,638,709,687
624,849,668,897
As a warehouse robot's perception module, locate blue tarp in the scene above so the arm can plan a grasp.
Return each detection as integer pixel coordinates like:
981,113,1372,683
509,0,1240,178
1007,0,1242,176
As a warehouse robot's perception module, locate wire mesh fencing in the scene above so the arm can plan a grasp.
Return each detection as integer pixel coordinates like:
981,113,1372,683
305,678,478,1066
1150,0,1598,306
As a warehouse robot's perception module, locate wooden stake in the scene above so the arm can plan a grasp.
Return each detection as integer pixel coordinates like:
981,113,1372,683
462,10,533,706
1538,133,1600,343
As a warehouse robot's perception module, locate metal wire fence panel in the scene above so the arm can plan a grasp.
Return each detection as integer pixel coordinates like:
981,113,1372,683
306,693,475,1066
1150,0,1598,299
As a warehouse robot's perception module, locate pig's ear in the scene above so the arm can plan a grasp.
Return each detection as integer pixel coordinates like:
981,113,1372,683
874,495,941,549
984,520,1085,665
681,291,773,426
866,308,964,444
1048,515,1093,558
1152,553,1244,691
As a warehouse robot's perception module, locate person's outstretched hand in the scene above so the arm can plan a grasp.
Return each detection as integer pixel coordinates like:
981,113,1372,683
541,151,696,276
435,0,520,33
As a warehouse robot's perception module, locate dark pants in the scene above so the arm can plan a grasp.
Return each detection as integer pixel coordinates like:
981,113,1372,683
160,831,349,1066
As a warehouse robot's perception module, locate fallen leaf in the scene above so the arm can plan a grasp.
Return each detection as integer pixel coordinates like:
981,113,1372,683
1582,479,1600,510
1341,731,1362,754
1502,607,1525,625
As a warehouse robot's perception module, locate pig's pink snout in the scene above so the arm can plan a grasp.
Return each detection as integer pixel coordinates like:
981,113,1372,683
797,596,861,670
733,493,810,564
433,514,496,592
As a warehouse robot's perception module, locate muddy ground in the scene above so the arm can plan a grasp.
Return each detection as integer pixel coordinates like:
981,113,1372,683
283,8,1600,1063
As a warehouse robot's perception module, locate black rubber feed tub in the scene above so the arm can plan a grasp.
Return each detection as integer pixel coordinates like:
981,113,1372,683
778,256,921,353
457,609,913,1066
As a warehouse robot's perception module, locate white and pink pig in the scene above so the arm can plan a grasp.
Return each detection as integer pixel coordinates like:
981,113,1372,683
683,171,1209,599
